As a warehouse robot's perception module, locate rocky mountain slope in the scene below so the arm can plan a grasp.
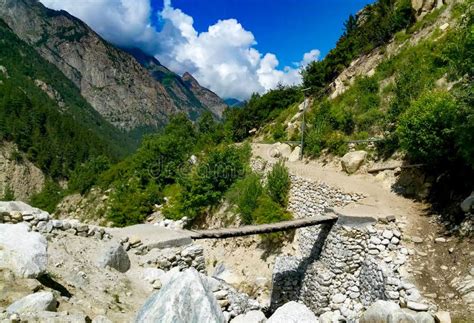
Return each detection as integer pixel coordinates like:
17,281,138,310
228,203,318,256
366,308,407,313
0,0,226,134
126,48,227,119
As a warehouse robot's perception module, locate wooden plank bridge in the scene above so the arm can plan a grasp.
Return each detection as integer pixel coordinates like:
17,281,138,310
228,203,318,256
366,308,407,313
188,213,339,239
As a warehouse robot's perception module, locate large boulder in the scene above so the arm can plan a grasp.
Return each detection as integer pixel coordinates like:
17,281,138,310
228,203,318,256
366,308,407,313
96,242,130,273
388,308,434,323
0,223,47,278
288,146,301,162
341,150,368,174
7,292,57,314
461,192,474,213
231,310,267,323
135,268,225,323
267,301,316,323
359,300,400,323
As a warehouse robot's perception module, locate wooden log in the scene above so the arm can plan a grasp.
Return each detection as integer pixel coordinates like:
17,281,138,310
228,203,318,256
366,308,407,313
367,164,425,174
189,214,338,239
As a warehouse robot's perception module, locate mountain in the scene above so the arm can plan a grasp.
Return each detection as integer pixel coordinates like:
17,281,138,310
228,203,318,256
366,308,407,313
0,18,134,180
125,48,227,119
224,98,245,108
0,0,224,134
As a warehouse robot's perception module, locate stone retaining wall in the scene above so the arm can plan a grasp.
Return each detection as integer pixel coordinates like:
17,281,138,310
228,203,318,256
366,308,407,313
271,222,433,321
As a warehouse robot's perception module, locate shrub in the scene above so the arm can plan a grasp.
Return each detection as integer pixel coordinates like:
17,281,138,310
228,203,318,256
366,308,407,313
266,161,290,207
397,91,457,165
68,156,110,194
227,173,264,225
107,178,162,227
29,181,65,213
1,186,14,201
253,194,292,224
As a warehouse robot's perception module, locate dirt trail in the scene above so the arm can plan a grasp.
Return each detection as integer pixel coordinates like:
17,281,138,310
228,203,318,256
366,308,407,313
252,143,419,220
252,143,473,320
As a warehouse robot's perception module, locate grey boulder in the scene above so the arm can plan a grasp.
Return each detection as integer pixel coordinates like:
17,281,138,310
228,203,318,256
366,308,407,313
7,291,57,314
360,300,400,323
388,308,434,323
267,301,317,323
96,242,130,273
135,268,225,323
0,223,48,278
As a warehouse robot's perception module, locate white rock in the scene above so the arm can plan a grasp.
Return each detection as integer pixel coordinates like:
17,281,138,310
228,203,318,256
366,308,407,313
267,301,317,323
341,151,367,174
382,230,394,240
332,293,346,304
135,268,225,323
407,301,429,311
7,292,57,314
231,310,267,323
0,223,47,278
141,268,165,284
288,147,301,162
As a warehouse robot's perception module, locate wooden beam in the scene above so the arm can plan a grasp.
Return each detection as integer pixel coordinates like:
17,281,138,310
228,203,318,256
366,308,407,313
189,214,338,239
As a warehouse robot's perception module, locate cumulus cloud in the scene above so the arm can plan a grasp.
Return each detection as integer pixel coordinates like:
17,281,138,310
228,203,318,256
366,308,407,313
39,0,320,100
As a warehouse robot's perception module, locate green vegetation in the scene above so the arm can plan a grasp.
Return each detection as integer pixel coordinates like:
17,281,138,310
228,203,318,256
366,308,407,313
224,85,301,141
302,0,415,95
266,161,291,207
1,186,14,201
29,181,65,213
227,162,292,225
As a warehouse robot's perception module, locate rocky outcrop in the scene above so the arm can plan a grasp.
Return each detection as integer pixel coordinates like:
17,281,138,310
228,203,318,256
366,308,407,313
0,223,47,278
96,242,131,273
0,142,44,201
341,151,368,174
135,268,225,323
6,292,57,314
0,0,223,131
267,301,317,323
360,300,435,323
182,72,227,118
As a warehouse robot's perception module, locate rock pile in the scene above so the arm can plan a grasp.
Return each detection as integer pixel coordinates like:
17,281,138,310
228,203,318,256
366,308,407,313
0,201,111,240
138,244,206,274
288,175,364,219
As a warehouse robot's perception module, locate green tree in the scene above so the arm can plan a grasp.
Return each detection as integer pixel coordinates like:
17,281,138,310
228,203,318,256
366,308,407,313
266,161,291,207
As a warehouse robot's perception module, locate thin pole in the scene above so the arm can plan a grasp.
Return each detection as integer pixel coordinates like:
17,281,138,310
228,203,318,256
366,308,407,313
299,88,311,160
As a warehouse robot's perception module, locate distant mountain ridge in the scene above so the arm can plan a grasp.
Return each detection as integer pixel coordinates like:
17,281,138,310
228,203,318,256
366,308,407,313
124,48,227,119
0,0,226,133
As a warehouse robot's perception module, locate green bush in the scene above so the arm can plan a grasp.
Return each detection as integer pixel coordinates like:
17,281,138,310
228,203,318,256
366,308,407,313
397,91,457,165
227,173,264,225
29,181,65,213
253,194,292,224
68,156,110,194
107,178,162,227
1,186,15,201
266,161,290,207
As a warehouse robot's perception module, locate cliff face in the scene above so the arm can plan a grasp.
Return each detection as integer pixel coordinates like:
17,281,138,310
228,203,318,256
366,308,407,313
127,48,227,119
0,0,225,131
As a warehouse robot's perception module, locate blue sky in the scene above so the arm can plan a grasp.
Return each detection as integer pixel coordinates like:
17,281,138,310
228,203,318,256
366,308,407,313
151,0,373,67
40,0,374,99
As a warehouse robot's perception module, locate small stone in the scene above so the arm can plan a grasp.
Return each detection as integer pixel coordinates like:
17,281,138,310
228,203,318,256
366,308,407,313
448,248,454,253
152,280,162,290
435,311,451,323
214,290,228,300
332,293,346,304
440,265,448,270
391,237,400,245
434,237,446,243
383,230,394,239
411,236,424,243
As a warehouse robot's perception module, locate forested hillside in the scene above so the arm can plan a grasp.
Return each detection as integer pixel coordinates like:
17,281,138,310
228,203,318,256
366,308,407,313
0,19,133,179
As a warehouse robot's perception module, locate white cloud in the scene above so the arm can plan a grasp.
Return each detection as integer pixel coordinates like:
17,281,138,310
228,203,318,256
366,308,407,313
39,0,320,100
